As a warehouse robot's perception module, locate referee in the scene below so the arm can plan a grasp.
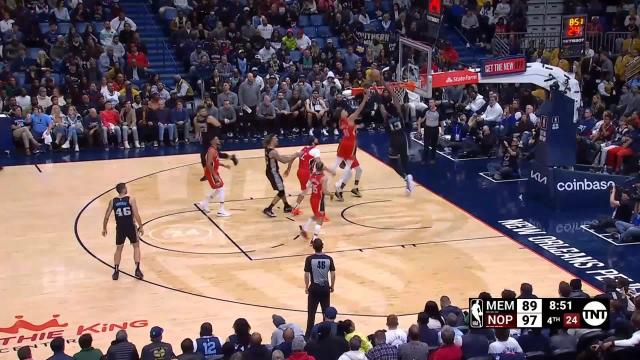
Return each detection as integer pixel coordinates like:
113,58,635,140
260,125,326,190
304,238,335,338
418,99,441,164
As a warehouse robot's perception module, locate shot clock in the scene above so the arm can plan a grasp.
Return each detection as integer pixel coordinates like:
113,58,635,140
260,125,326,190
561,15,587,58
469,298,609,329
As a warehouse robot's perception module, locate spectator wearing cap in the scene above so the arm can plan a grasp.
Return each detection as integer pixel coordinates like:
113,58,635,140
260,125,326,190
366,330,398,360
309,307,339,341
306,322,348,360
142,326,174,360
48,337,73,360
384,315,407,347
270,315,305,347
338,336,367,360
111,11,137,33
430,327,462,360
398,325,429,360
73,334,103,360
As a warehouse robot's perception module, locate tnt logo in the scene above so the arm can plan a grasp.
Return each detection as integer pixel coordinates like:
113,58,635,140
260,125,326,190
582,301,608,327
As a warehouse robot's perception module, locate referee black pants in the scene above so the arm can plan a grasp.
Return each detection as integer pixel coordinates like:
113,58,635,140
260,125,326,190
424,126,439,161
306,289,330,338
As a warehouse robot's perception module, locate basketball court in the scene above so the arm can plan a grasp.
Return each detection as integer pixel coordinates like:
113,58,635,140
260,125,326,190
0,143,598,358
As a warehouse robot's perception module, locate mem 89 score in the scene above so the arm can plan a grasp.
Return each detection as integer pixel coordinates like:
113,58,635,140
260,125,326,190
469,298,609,329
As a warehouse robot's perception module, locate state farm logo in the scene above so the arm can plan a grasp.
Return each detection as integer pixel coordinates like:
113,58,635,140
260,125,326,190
445,74,478,83
0,315,148,353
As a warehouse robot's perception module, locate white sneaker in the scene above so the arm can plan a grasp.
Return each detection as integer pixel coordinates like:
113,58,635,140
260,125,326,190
198,201,210,213
321,128,329,136
124,142,130,149
61,141,70,149
74,144,79,152
333,128,339,135
308,128,314,136
134,141,140,148
217,210,231,217
406,174,415,194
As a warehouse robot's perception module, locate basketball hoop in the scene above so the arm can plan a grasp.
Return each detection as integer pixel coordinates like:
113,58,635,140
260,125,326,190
349,81,417,104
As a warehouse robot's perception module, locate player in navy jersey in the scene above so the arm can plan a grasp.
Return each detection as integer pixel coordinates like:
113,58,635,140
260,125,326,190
380,82,415,194
196,322,223,360
102,183,144,280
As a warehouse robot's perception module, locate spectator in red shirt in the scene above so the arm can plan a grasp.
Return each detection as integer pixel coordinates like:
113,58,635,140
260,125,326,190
429,327,462,360
440,42,459,70
127,44,149,69
100,102,123,150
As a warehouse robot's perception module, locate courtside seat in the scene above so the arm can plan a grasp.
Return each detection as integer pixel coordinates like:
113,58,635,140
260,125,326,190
524,351,546,360
551,350,575,360
12,73,25,87
39,22,49,34
164,7,178,21
381,0,393,12
92,21,105,32
312,38,324,48
27,48,40,60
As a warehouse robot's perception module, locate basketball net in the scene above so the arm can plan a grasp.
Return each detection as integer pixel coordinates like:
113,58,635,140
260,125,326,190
350,81,417,104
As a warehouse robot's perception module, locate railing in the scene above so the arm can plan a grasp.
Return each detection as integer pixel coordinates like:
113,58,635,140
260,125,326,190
493,35,509,56
586,31,631,56
494,31,632,58
161,40,178,69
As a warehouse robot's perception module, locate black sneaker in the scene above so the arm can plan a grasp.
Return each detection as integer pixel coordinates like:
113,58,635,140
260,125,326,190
231,154,239,166
135,268,144,280
112,270,119,280
299,225,308,239
351,188,362,197
200,176,207,182
283,204,293,213
334,191,344,202
263,207,276,217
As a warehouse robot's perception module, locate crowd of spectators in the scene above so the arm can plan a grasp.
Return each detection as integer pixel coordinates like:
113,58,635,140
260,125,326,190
16,278,640,360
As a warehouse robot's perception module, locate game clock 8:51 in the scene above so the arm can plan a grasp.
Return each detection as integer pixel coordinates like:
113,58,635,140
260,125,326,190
548,299,573,311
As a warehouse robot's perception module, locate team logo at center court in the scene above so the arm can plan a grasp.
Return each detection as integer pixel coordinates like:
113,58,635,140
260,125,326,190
0,315,148,354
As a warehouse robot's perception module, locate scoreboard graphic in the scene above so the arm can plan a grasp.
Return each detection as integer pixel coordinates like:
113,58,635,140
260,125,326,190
469,298,609,329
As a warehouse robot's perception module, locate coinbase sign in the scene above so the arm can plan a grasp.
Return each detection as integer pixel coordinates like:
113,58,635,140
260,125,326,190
556,179,616,191
527,162,628,208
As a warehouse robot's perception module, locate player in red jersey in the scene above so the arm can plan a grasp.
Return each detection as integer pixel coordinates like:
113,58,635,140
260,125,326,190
198,136,232,217
284,137,320,216
300,161,329,242
332,91,371,201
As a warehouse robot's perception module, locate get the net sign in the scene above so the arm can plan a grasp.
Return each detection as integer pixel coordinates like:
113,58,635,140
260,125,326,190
482,57,526,76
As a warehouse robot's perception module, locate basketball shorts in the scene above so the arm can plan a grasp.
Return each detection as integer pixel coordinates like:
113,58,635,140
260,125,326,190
267,170,285,191
310,196,325,218
389,133,408,157
115,225,138,245
205,168,224,189
337,141,356,160
297,170,310,191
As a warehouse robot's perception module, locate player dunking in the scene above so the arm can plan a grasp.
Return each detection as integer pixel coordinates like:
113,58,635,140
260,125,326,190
380,82,415,194
300,161,329,243
263,134,298,218
284,137,323,216
332,91,371,201
198,136,232,217
102,183,144,281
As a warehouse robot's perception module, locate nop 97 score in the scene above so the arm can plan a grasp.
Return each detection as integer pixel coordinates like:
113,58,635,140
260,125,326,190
468,298,609,329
